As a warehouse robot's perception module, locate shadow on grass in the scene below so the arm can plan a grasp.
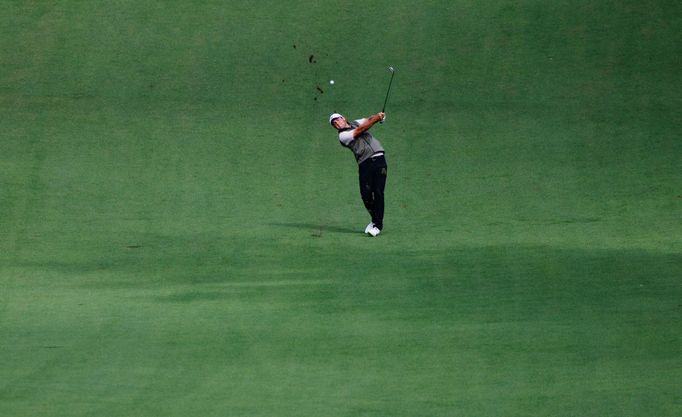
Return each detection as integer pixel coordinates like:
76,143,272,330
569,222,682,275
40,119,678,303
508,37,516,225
268,222,359,235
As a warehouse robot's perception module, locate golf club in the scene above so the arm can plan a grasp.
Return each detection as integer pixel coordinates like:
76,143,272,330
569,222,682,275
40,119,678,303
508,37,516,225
382,66,396,113
379,66,396,124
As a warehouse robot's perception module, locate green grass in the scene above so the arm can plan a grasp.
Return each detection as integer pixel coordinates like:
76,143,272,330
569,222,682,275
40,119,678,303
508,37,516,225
1,1,681,416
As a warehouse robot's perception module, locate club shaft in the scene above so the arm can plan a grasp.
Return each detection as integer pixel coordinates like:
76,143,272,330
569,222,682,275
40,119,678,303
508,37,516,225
382,71,395,112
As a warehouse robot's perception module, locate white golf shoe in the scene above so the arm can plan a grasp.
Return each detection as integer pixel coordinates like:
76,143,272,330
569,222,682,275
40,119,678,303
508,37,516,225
364,222,375,234
368,226,381,237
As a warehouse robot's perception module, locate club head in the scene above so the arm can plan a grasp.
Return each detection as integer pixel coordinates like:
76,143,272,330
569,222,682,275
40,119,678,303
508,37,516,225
388,66,395,73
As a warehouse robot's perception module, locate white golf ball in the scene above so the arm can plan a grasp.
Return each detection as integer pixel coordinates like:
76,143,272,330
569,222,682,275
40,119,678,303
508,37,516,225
329,80,335,85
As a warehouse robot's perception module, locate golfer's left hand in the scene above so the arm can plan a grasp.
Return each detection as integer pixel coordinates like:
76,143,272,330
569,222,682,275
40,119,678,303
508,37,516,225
378,112,385,121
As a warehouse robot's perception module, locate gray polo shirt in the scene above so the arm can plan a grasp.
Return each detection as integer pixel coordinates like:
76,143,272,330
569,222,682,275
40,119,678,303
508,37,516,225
338,118,385,164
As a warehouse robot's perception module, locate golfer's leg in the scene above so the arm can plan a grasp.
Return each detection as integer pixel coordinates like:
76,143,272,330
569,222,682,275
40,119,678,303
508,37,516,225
358,165,374,218
371,162,387,230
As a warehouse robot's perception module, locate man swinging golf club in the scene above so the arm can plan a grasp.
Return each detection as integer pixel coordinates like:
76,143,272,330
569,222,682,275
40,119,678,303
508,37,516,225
329,111,388,237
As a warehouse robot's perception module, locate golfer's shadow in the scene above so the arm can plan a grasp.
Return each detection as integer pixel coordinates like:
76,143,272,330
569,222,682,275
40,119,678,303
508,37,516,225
269,222,358,235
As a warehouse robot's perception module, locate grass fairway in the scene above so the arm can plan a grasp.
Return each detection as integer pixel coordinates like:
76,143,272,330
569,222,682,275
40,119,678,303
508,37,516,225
1,1,681,416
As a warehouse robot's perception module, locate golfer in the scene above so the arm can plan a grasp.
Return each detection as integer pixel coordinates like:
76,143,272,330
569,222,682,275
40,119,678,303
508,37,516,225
329,111,388,237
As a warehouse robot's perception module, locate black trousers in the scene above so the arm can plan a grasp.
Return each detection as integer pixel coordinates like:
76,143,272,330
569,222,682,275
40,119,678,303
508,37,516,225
358,155,387,230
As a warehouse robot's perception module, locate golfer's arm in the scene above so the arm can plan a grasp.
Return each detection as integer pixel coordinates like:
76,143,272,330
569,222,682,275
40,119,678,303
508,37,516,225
353,113,384,137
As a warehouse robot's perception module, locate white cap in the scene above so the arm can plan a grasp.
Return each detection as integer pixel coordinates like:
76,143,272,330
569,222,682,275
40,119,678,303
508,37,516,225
329,113,343,126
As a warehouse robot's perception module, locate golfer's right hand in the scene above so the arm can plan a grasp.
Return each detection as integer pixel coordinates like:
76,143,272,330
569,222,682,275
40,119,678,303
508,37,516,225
378,112,385,121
